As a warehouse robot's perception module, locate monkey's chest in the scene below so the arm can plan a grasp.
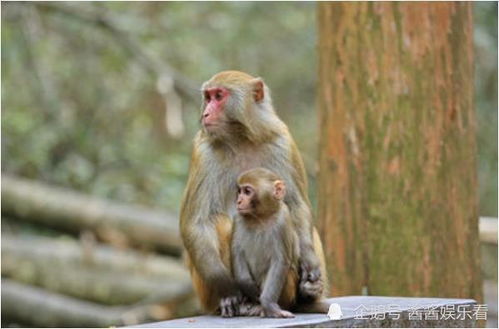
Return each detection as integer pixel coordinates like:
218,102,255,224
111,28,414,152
231,150,266,173
219,152,270,210
210,144,290,213
243,231,280,283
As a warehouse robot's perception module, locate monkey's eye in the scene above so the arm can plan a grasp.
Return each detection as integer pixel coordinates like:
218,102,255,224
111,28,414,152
204,92,210,101
215,91,223,101
237,187,241,194
243,187,252,195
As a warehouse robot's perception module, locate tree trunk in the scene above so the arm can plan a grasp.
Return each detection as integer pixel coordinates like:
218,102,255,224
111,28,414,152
317,2,482,303
1,175,182,255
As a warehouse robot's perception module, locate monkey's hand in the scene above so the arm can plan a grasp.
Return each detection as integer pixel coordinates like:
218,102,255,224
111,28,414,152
220,294,244,318
298,260,324,300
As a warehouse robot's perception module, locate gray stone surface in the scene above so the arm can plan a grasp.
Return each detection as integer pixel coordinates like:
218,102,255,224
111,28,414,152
129,296,478,328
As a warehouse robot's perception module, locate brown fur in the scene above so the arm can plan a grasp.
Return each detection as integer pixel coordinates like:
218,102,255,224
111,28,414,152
180,71,328,314
278,266,299,309
313,228,329,295
186,226,327,313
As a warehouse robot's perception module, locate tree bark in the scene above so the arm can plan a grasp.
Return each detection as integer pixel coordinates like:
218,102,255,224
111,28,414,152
317,2,482,303
1,175,182,255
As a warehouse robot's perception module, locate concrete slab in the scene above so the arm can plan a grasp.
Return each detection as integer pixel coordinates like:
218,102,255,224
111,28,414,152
129,296,478,328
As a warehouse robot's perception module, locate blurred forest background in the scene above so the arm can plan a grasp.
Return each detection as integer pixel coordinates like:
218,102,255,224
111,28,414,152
2,2,497,215
2,1,320,212
1,1,497,328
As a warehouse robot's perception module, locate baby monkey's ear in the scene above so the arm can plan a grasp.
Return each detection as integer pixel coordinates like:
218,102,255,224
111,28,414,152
273,180,286,200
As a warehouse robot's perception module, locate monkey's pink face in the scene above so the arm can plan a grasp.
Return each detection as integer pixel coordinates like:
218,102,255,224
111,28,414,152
202,87,230,128
236,184,255,215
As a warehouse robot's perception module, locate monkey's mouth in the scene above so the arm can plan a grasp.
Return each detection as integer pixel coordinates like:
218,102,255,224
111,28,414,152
237,207,252,214
202,122,220,132
202,122,215,128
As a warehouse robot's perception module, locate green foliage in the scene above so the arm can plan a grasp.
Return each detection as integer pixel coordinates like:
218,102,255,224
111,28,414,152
1,2,317,213
1,2,496,216
474,2,498,216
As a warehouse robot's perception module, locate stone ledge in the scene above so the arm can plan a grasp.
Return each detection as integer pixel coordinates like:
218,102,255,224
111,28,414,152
129,296,478,328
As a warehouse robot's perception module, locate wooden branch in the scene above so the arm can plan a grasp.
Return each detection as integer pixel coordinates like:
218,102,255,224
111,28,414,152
1,234,187,278
2,263,191,306
1,234,192,305
1,175,182,255
479,217,498,244
2,279,117,327
1,279,196,327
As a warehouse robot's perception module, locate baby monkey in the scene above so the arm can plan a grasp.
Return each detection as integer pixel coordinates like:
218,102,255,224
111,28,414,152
230,168,300,318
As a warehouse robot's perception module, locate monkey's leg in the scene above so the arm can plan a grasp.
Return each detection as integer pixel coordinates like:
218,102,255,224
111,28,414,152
238,302,263,316
185,215,233,313
259,259,295,318
278,266,299,310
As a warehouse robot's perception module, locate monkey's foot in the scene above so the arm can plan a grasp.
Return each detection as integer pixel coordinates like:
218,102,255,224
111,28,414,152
238,302,262,316
261,308,295,318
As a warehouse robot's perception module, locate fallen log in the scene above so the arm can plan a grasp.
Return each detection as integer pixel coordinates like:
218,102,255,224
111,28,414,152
2,258,193,305
2,241,193,305
1,234,187,278
1,175,182,255
2,279,118,327
1,279,197,327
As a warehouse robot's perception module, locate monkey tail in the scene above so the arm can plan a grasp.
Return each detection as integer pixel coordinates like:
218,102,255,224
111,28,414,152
292,300,330,314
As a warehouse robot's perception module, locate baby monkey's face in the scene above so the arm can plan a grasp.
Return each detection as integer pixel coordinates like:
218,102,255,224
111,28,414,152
236,168,287,219
236,184,255,215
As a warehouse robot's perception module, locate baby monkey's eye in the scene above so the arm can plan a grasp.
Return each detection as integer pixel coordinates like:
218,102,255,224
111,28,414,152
243,187,252,195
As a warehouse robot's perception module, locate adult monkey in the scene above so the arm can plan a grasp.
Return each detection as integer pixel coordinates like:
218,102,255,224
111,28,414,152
180,71,327,315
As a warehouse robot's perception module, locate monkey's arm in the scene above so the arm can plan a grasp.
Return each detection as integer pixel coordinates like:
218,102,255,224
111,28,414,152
288,139,324,299
259,256,294,318
292,203,321,274
232,243,259,301
179,140,240,309
183,222,239,296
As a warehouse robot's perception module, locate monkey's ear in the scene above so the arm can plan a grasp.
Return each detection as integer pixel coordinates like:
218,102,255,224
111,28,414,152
273,180,286,200
251,78,264,103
